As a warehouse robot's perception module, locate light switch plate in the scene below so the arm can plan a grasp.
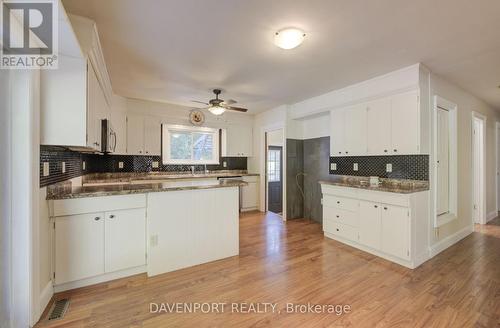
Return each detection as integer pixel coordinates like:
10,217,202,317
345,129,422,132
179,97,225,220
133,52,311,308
330,163,337,170
353,163,358,171
118,162,124,169
152,161,159,168
43,162,49,177
82,161,86,171
386,163,393,173
61,162,66,173
223,161,227,168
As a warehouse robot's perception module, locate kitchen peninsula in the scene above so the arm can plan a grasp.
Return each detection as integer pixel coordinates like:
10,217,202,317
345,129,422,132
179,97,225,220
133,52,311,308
47,174,248,292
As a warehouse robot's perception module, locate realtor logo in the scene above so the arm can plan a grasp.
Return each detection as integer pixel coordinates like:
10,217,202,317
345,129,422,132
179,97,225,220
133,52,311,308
1,0,58,69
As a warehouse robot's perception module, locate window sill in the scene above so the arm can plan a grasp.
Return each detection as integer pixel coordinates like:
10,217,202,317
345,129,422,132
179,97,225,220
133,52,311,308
162,160,220,165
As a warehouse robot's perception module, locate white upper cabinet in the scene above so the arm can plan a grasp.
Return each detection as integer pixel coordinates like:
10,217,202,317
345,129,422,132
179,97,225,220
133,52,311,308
391,91,420,154
344,104,367,156
222,125,253,157
330,90,421,157
110,109,127,155
330,108,345,156
366,98,392,155
127,114,161,156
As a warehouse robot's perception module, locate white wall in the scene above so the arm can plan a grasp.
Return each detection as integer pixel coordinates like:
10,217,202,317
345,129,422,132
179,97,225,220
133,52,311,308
299,113,331,140
428,73,500,246
267,129,284,147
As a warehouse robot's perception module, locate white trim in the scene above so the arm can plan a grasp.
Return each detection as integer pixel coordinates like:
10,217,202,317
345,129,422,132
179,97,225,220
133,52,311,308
429,225,473,258
471,112,487,225
38,281,53,319
496,122,500,214
486,210,498,223
54,266,146,293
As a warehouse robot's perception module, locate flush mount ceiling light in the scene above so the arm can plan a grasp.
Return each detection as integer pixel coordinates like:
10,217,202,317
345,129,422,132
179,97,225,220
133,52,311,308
274,28,306,50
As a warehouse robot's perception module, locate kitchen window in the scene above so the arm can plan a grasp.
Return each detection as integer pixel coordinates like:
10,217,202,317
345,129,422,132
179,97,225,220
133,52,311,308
162,124,220,165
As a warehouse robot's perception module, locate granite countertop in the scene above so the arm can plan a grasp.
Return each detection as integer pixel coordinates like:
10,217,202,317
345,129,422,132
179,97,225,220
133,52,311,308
319,176,429,194
47,179,248,200
82,171,259,185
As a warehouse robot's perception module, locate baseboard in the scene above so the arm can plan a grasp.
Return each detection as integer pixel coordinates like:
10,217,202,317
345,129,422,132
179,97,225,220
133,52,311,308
486,210,498,223
38,281,53,321
429,225,473,258
54,265,146,292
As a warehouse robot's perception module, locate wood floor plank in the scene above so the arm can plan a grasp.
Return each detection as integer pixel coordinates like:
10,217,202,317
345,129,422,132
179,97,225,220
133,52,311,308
36,212,500,328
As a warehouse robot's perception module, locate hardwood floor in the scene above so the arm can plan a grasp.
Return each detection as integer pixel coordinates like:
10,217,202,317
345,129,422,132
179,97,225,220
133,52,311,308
36,211,500,328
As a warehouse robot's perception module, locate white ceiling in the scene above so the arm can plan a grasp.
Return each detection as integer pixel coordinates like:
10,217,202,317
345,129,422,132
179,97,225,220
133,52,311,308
62,0,500,114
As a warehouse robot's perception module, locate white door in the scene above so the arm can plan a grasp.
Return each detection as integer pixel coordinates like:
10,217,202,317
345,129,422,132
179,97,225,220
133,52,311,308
105,209,146,273
55,213,105,284
144,116,161,155
437,108,450,215
381,205,410,260
366,98,391,155
127,114,145,155
344,104,367,156
330,108,346,156
358,201,381,250
391,91,419,154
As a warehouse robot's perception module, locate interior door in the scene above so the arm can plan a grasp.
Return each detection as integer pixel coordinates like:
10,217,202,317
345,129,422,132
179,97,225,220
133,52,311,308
366,98,392,155
267,146,283,214
437,107,450,215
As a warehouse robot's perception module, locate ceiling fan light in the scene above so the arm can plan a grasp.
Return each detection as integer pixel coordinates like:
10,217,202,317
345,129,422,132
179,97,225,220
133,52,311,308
274,28,306,50
208,105,226,115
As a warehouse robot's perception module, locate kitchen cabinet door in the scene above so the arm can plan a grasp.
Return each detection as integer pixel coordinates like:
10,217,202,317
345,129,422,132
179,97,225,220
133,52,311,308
330,108,345,156
366,98,391,155
391,91,419,154
55,213,105,284
381,205,410,260
86,62,100,150
144,116,161,156
241,182,258,210
344,104,367,156
223,125,253,157
105,208,146,273
358,201,381,250
127,114,145,155
110,109,127,154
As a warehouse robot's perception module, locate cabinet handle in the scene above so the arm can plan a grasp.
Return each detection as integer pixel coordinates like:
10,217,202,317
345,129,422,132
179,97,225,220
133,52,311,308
94,217,101,221
109,215,115,219
383,207,388,210
393,149,398,153
338,152,342,154
336,215,340,218
145,151,149,154
374,205,378,208
345,151,349,154
336,228,340,232
139,151,142,154
384,149,388,153
337,201,340,204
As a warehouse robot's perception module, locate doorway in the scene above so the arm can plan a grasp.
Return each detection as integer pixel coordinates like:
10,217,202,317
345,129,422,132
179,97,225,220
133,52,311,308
265,129,284,215
472,113,486,224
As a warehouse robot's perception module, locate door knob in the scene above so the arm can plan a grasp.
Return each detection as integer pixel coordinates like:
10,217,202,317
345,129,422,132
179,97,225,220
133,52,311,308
109,215,115,219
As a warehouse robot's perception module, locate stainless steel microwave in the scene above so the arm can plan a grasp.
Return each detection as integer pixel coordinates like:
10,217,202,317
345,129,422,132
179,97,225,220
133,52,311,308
101,119,117,153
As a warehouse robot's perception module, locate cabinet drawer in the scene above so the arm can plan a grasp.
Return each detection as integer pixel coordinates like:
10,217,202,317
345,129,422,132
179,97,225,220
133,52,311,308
323,195,358,212
324,207,358,227
324,219,358,242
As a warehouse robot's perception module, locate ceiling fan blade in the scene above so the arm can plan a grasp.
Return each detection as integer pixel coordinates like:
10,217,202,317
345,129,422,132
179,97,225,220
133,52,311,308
226,106,248,113
223,99,237,105
191,100,209,105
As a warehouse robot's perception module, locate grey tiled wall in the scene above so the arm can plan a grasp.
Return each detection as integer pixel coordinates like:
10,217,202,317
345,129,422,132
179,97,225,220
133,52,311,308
286,139,304,220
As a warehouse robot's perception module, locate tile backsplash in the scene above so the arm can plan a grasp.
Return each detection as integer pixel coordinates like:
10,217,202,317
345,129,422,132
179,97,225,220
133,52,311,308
40,146,247,187
329,155,429,181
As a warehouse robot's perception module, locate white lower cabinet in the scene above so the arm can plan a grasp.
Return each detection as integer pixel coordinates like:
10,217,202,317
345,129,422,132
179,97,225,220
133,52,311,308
52,195,147,287
241,176,259,211
321,184,427,268
104,209,146,273
55,213,105,285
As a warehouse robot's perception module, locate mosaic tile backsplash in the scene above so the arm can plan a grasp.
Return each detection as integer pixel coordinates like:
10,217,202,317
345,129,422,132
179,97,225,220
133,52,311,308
40,146,247,187
329,155,429,181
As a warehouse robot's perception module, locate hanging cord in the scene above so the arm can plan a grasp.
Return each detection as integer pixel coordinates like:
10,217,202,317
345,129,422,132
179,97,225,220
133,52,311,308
296,172,309,220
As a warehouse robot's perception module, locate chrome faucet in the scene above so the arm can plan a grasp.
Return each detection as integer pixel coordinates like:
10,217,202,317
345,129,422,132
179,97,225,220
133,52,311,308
204,164,208,174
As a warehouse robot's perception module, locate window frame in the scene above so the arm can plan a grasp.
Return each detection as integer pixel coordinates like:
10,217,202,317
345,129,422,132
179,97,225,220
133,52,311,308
162,124,220,165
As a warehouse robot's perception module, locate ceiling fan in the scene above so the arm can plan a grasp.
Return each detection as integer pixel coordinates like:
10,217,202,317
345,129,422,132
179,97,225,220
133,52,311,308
192,89,248,115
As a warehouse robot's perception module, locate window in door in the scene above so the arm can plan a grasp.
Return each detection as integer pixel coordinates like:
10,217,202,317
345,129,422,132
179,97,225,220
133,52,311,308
267,149,281,182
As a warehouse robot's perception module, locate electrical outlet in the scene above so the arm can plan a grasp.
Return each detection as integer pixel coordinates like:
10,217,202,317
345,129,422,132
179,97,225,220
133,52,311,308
386,163,393,173
152,161,159,169
330,163,337,171
82,161,86,170
118,162,124,169
150,235,158,247
43,162,49,176
223,161,227,168
353,163,358,171
62,162,66,173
